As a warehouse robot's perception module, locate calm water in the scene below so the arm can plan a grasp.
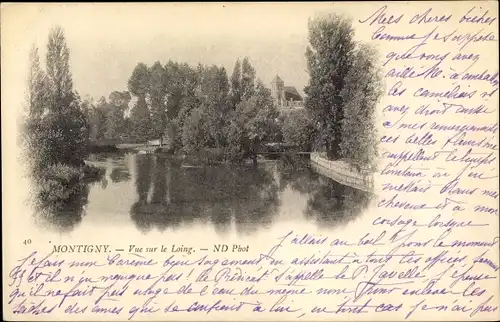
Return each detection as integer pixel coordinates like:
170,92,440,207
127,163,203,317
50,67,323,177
35,153,373,235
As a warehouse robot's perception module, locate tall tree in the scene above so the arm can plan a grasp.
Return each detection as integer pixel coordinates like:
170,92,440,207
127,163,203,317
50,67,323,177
129,96,152,142
26,45,47,119
164,61,197,121
339,44,383,171
174,95,201,149
128,63,151,141
43,26,89,167
23,45,46,175
199,65,229,105
304,13,356,159
241,57,256,101
148,61,167,138
181,107,210,155
196,65,231,149
128,63,150,98
46,27,74,113
235,79,278,155
230,59,242,108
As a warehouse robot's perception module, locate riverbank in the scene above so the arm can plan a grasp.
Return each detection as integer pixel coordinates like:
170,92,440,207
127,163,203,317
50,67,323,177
310,152,374,193
34,162,105,212
90,140,308,166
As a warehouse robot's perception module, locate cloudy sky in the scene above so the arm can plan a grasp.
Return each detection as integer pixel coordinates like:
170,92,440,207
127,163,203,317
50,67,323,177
2,3,355,102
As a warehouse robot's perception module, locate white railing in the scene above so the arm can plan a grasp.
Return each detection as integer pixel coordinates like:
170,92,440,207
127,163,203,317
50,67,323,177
310,152,374,193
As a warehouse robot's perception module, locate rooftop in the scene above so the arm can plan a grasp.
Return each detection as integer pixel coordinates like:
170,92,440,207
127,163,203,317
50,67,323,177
272,75,284,84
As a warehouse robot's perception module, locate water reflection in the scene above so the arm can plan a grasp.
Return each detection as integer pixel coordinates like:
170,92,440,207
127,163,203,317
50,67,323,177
306,178,372,227
130,155,281,235
277,156,372,227
32,153,373,234
110,167,131,183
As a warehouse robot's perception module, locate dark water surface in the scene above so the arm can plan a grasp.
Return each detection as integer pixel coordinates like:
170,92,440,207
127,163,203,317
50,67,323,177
36,153,373,235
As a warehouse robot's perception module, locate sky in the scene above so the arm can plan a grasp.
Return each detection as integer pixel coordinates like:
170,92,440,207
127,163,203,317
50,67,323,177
2,3,349,102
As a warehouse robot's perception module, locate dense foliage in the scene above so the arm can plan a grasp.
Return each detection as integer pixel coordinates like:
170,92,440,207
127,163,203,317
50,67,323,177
282,109,315,151
23,15,382,174
339,44,383,171
21,27,103,212
23,27,90,175
82,54,279,162
304,13,382,170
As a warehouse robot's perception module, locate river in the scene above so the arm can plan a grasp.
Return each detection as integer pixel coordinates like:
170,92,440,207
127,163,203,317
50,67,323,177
33,152,374,236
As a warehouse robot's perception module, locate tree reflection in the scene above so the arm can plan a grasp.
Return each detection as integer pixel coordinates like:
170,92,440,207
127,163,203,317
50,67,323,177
306,177,372,227
275,154,313,193
110,167,131,183
100,177,108,190
280,164,373,227
130,155,280,235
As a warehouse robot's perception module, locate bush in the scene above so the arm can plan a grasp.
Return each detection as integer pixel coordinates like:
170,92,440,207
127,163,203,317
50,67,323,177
36,164,85,206
34,163,103,208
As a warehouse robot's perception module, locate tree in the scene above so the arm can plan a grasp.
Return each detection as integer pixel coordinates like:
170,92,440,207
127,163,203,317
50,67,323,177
26,45,47,119
339,44,383,171
109,91,131,107
235,80,278,154
176,95,201,131
197,65,229,104
128,63,151,141
196,65,231,149
23,45,47,175
181,107,209,155
129,96,152,142
164,61,198,121
46,27,74,114
128,63,150,97
304,13,356,159
222,113,245,161
282,109,315,151
90,96,109,140
230,59,242,108
148,61,167,138
29,26,89,168
107,91,131,140
241,57,256,101
81,97,99,142
103,104,125,140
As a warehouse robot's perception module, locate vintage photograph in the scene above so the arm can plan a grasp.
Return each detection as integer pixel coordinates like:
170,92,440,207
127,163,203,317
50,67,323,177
18,4,383,235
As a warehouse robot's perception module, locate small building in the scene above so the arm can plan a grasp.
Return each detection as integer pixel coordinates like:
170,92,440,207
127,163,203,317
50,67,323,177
147,138,163,147
271,75,304,110
147,124,176,149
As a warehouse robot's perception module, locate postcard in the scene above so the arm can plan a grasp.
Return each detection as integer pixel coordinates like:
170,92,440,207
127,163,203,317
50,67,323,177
2,2,499,321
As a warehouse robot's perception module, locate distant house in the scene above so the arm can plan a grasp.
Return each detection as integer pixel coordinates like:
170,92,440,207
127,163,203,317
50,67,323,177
147,138,163,147
271,75,304,110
